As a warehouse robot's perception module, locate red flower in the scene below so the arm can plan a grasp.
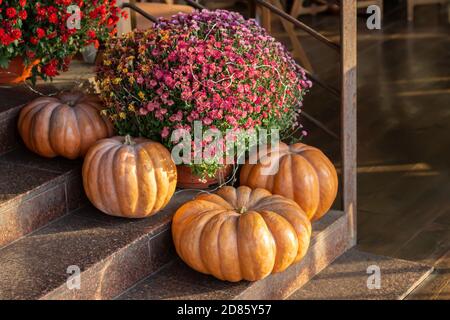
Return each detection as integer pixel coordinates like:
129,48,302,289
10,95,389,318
94,5,107,18
19,10,27,20
89,10,99,19
19,0,26,7
0,28,6,43
36,6,46,17
36,28,46,39
26,51,36,59
0,27,15,45
48,13,58,24
87,30,96,39
11,29,22,40
47,5,57,13
29,37,39,45
61,57,71,72
0,32,12,46
42,60,58,77
6,7,17,18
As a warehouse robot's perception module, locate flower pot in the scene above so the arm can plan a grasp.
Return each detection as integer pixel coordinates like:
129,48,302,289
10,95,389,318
176,165,234,190
81,44,99,64
0,57,39,87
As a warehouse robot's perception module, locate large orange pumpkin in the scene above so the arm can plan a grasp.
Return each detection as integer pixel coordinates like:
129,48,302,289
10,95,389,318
83,136,177,218
240,142,338,221
18,91,114,159
172,186,311,282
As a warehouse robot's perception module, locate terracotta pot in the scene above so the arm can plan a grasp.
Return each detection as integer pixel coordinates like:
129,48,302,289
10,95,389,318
177,165,234,189
0,57,39,86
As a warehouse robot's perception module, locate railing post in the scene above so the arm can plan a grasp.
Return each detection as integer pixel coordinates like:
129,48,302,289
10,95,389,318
340,0,358,246
248,0,257,18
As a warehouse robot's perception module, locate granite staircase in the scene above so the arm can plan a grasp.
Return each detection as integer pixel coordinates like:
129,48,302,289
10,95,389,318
0,85,433,300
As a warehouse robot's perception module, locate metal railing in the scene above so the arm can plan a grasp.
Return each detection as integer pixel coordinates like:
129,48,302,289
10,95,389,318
254,0,340,51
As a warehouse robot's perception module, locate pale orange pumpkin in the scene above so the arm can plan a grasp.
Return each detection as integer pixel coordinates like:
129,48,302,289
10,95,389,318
240,142,338,221
172,186,311,282
18,91,114,159
82,136,177,218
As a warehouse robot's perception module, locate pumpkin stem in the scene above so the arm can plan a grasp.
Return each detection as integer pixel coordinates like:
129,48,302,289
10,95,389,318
124,135,135,146
239,206,247,214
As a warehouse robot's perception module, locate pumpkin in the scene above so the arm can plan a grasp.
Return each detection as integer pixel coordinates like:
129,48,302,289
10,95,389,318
172,186,311,282
240,142,338,221
82,136,177,218
18,91,114,159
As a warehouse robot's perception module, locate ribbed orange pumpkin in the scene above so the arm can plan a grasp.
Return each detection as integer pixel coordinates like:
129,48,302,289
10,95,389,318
240,142,338,221
83,136,177,218
172,186,311,282
18,91,114,159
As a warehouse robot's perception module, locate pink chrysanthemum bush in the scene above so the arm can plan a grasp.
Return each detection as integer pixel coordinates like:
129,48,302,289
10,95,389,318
96,10,312,177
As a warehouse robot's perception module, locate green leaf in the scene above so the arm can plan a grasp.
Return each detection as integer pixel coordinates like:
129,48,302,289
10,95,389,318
0,57,10,69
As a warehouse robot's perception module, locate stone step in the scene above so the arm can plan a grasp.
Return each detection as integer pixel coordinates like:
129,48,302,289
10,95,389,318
117,210,352,300
287,248,433,300
0,191,196,300
0,85,64,155
0,147,84,247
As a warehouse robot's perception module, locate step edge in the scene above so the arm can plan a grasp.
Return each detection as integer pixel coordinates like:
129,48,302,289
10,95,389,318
286,248,436,301
1,192,197,299
0,106,21,156
235,210,351,300
0,190,72,251
117,210,351,301
0,103,23,122
401,266,434,300
113,258,178,300
0,170,83,248
0,155,81,175
39,222,175,300
0,168,77,214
